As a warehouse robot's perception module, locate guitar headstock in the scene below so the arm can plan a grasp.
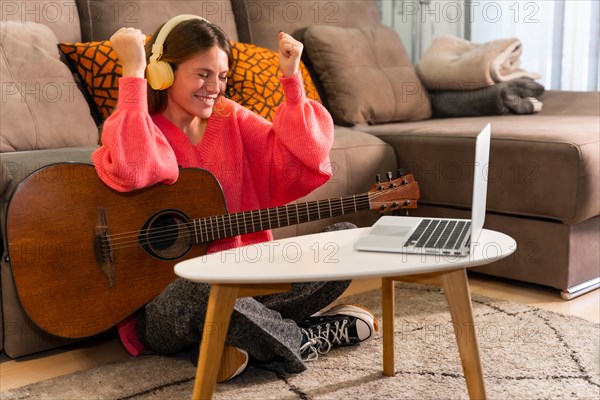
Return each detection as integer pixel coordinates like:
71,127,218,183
368,171,420,213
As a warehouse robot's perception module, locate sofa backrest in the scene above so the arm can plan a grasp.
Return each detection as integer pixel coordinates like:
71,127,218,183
232,0,382,50
74,0,244,41
2,0,381,48
1,0,82,42
0,1,247,43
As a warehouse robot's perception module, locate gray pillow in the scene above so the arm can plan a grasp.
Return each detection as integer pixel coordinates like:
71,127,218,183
303,25,432,126
0,21,98,152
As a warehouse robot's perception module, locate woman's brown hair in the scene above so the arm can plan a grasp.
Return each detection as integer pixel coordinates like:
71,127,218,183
145,19,233,115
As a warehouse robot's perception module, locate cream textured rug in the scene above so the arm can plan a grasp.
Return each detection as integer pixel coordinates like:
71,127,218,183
2,282,599,400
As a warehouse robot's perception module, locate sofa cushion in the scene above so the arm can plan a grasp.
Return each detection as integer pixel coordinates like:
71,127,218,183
272,127,398,238
76,0,241,41
0,0,81,42
0,147,98,199
0,161,12,196
302,25,431,126
226,42,321,122
0,21,99,153
58,39,123,122
360,90,600,224
58,36,155,122
232,0,382,51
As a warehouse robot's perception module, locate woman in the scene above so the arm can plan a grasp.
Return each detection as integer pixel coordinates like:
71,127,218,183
93,15,377,381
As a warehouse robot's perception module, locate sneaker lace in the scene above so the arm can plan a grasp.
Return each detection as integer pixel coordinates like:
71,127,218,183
299,336,320,361
326,320,350,345
300,319,350,361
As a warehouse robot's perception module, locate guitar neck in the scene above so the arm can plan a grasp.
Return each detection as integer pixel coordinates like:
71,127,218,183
191,193,372,243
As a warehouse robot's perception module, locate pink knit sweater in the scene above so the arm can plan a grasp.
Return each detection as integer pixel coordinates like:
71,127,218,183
92,74,334,355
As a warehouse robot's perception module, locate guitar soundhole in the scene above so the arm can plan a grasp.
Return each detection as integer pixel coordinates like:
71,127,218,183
139,210,192,260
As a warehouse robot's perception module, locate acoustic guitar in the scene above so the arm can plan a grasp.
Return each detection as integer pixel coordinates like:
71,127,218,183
5,163,419,338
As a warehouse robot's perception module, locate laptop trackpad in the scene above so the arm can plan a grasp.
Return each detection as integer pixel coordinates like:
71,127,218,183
371,225,412,237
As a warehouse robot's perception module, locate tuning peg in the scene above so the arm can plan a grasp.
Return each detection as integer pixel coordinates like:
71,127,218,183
385,171,398,188
375,174,385,190
397,168,405,178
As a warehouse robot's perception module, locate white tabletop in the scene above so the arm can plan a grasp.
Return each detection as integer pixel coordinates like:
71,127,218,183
175,228,516,284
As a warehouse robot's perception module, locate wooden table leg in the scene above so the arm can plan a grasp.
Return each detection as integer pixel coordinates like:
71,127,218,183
191,283,291,400
192,284,239,400
382,277,396,377
440,269,487,400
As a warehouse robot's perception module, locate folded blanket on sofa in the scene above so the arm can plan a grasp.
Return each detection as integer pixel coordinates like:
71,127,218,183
416,35,541,90
429,78,545,118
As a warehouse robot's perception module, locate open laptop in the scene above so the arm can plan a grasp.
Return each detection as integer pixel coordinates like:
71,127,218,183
354,123,491,257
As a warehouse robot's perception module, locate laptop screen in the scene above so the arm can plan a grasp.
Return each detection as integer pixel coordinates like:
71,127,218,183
469,123,491,250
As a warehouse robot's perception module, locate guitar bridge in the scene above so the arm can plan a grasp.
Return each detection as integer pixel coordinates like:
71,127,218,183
94,207,115,288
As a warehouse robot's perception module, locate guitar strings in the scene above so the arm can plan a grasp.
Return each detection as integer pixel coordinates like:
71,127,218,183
96,187,412,255
97,196,371,253
96,186,414,254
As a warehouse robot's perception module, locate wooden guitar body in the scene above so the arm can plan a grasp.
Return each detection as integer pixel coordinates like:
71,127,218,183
6,163,226,338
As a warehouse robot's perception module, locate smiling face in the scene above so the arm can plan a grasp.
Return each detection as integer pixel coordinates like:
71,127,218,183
165,46,229,124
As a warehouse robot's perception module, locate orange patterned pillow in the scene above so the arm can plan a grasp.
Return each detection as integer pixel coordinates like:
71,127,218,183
59,39,321,123
226,42,321,121
58,40,122,122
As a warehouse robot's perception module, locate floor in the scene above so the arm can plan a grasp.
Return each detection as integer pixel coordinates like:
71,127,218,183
0,273,598,392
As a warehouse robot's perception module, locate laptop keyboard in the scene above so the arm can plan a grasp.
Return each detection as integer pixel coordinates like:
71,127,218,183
404,219,471,251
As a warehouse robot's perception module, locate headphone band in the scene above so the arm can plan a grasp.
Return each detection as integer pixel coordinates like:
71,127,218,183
150,14,209,62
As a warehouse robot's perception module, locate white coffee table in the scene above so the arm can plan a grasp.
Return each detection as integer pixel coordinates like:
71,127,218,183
175,225,516,399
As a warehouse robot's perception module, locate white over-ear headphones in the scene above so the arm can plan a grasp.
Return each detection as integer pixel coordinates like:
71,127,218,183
146,14,209,90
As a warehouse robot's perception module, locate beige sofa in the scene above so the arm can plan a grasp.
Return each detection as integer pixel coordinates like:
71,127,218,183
0,0,598,360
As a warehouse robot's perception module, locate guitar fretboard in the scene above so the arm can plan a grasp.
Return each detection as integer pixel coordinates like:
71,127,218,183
191,193,371,243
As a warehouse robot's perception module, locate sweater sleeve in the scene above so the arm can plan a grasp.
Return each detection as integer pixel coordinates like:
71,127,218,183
237,73,335,206
92,77,179,192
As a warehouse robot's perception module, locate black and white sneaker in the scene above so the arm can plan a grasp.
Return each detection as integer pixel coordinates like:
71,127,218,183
299,304,379,361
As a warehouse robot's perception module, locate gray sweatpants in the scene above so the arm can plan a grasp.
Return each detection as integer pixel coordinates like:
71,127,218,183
137,223,355,373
